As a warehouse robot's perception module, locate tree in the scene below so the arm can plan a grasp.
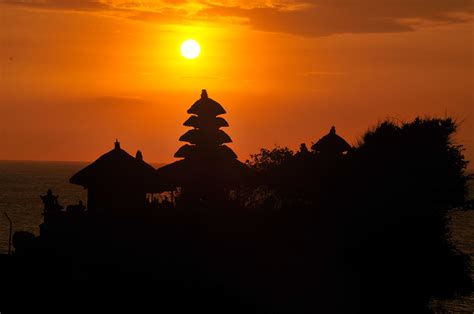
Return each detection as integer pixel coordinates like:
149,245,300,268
344,117,472,311
245,146,294,172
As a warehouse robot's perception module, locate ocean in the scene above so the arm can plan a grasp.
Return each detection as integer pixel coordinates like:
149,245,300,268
0,161,472,310
0,161,87,252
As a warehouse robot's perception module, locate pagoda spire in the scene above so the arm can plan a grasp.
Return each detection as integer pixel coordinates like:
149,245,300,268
174,89,237,159
155,89,250,206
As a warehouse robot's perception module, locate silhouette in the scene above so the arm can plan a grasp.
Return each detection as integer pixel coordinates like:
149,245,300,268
337,118,472,311
311,125,352,157
297,142,310,155
156,89,250,207
66,200,86,215
40,189,63,215
242,118,471,312
1,90,471,314
246,145,294,172
12,231,36,255
69,140,156,213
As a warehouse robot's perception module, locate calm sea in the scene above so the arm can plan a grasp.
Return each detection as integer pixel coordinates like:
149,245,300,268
0,161,472,310
0,161,88,252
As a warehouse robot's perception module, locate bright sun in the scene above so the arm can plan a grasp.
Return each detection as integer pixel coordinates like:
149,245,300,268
181,39,201,59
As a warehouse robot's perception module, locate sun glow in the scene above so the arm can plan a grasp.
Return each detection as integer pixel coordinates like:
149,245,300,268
181,39,201,59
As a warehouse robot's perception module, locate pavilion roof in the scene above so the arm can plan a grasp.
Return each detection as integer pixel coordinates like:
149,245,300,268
183,115,229,129
155,156,251,191
187,89,226,117
179,129,232,145
174,144,237,159
70,141,156,189
311,126,352,155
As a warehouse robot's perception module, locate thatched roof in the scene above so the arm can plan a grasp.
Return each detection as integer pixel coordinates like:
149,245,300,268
187,89,226,117
174,144,195,158
311,126,351,155
174,144,237,159
179,129,232,145
183,115,229,129
70,141,156,189
160,89,245,191
155,156,251,190
218,145,238,159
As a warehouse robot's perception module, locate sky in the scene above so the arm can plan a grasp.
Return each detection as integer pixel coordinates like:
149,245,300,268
0,0,473,164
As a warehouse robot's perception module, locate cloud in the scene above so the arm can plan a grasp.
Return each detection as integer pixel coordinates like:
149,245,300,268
179,75,221,80
201,0,474,36
298,71,345,77
2,0,473,37
1,0,110,11
87,96,149,106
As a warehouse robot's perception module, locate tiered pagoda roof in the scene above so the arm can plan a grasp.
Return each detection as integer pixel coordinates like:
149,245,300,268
174,89,237,160
156,89,249,189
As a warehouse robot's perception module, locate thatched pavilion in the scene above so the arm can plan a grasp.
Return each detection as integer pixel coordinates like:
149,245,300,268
311,126,352,157
70,141,156,212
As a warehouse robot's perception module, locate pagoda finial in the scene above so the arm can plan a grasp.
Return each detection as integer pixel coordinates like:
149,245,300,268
115,139,120,150
330,126,336,134
201,89,208,99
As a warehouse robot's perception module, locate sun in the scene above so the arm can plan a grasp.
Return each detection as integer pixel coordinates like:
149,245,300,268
180,39,201,59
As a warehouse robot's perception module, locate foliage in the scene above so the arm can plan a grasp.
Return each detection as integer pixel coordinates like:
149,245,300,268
245,145,294,172
243,117,472,311
346,117,471,307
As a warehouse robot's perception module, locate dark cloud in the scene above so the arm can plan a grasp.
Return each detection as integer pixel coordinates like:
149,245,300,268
201,0,474,36
2,0,472,36
0,0,190,25
0,0,111,11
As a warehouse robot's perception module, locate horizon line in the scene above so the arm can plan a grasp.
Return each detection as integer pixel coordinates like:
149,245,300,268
0,159,167,165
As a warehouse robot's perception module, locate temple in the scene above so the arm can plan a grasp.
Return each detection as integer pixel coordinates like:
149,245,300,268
69,140,156,212
67,97,350,211
311,126,352,157
156,89,249,205
174,89,236,159
67,90,249,211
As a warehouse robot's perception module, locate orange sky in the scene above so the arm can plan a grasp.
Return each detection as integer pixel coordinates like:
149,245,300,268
0,1,473,164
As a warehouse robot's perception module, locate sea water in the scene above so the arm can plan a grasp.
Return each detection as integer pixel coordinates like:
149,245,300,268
0,161,87,252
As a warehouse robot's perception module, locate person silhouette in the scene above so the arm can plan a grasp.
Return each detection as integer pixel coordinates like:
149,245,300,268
40,189,63,214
